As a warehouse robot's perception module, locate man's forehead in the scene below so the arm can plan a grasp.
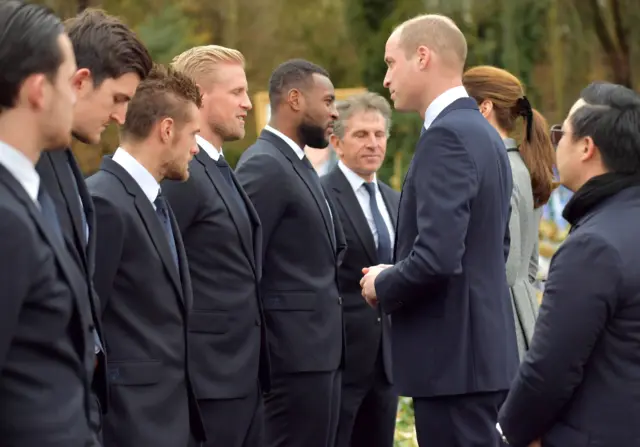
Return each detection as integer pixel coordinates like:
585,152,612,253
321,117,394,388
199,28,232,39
312,73,334,92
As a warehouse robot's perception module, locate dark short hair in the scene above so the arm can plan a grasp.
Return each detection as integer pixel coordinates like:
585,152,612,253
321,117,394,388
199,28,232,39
570,81,640,174
0,1,64,110
65,8,152,87
120,64,202,142
268,59,330,109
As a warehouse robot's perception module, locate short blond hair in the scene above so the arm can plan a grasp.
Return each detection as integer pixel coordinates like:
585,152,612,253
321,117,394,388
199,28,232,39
171,45,245,87
395,14,467,69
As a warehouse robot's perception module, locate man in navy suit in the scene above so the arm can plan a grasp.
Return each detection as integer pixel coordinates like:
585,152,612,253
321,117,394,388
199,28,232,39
360,14,518,447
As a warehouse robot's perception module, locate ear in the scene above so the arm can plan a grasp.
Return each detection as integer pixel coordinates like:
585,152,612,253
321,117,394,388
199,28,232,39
287,88,303,112
580,136,598,162
159,117,175,144
330,133,341,150
416,45,431,70
479,99,493,118
71,68,93,96
21,74,48,111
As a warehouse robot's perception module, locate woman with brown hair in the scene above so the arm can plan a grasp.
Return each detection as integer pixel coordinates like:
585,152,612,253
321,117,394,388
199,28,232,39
463,66,556,361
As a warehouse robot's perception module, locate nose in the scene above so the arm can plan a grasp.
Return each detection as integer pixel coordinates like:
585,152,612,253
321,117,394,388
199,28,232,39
242,93,252,111
192,144,200,155
383,70,391,89
330,102,339,120
111,104,127,126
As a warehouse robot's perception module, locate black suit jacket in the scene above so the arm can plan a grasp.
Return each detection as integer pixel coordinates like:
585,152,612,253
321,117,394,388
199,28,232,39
375,98,519,397
161,147,271,400
0,163,95,446
499,186,640,447
235,129,347,374
87,157,205,446
321,166,398,384
36,149,107,411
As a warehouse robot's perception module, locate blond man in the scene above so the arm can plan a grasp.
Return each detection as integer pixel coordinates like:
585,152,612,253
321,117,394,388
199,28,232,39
162,45,269,447
360,15,518,447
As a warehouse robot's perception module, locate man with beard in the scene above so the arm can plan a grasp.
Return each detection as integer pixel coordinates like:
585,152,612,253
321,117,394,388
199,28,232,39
235,58,346,447
87,65,205,447
35,9,152,441
164,45,270,447
0,2,97,445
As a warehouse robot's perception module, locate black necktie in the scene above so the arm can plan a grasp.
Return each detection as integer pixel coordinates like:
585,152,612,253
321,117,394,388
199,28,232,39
363,182,392,264
215,156,246,211
65,160,89,245
38,185,64,244
302,155,336,245
154,192,179,268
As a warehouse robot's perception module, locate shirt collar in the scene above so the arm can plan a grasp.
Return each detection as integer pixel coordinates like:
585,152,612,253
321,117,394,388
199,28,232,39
264,125,305,160
196,134,223,161
112,147,160,205
0,139,40,203
503,137,518,149
338,160,377,193
423,85,469,131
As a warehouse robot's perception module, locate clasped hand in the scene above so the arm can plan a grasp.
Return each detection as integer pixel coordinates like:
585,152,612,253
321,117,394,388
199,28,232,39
359,264,392,307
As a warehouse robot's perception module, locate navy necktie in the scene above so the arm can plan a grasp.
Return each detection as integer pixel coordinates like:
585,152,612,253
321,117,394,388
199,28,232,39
215,156,245,210
363,182,392,264
38,186,64,244
154,192,179,268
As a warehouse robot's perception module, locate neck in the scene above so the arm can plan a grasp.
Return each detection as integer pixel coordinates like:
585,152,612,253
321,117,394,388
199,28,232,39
419,75,463,120
0,114,43,164
269,115,304,149
198,125,223,152
120,140,164,183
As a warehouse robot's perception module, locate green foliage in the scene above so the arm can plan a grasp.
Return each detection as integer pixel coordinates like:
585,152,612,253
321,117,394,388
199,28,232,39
394,397,417,446
135,3,205,64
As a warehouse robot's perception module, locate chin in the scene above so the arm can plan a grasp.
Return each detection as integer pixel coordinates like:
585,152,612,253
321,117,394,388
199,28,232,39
72,130,101,146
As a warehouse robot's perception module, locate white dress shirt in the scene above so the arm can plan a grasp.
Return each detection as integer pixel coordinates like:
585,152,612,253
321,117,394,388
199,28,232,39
338,161,394,251
264,125,333,220
423,85,469,131
196,134,223,161
112,147,161,210
0,140,40,204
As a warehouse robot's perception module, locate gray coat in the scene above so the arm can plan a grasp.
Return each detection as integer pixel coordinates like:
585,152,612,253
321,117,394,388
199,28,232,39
504,138,540,361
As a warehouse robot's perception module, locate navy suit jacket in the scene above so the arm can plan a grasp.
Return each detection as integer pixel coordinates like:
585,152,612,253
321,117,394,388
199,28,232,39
375,97,519,397
499,186,640,447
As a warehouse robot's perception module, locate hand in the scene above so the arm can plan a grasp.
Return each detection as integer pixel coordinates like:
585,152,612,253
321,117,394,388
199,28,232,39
360,265,390,307
528,439,542,447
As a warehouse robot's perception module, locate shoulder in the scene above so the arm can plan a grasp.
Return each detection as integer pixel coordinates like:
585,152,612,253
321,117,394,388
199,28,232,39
0,200,40,261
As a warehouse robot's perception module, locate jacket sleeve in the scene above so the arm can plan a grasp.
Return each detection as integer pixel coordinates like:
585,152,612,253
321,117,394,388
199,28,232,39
498,232,622,446
376,126,478,314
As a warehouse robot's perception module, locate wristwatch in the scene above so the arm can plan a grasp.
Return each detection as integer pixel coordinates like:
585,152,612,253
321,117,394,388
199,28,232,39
495,423,509,444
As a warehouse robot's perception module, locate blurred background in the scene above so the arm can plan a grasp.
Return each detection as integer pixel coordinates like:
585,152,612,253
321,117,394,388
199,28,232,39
34,0,640,444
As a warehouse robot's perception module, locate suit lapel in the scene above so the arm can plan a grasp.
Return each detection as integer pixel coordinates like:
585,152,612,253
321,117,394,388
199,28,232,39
329,168,377,264
101,158,184,305
260,130,336,252
0,165,90,357
195,150,257,273
379,184,398,228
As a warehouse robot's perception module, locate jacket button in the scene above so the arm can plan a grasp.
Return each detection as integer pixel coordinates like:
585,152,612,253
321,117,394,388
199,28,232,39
255,318,262,326
338,296,343,305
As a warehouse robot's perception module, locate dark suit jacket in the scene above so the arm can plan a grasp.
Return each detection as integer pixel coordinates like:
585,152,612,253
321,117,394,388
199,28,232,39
499,186,640,447
36,149,107,411
87,157,205,446
0,163,95,446
321,166,398,384
235,129,347,374
375,98,518,397
161,147,271,399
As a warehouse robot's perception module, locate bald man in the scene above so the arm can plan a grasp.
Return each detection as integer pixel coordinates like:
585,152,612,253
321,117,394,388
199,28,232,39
360,14,519,447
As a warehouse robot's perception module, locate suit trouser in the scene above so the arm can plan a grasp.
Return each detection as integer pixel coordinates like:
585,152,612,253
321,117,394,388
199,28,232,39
189,382,263,447
264,370,341,447
413,391,508,447
334,354,397,447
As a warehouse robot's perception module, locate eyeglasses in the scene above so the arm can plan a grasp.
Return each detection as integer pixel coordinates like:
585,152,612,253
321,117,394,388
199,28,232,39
550,124,563,147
